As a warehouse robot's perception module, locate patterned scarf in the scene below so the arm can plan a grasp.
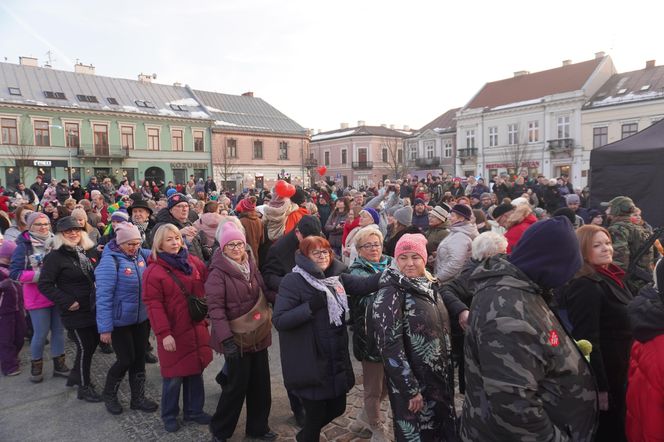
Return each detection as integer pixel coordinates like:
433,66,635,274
158,248,193,275
223,253,251,282
264,197,298,241
293,265,348,326
133,221,149,242
382,267,437,302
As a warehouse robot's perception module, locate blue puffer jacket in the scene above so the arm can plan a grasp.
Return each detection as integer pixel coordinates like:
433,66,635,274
95,240,150,333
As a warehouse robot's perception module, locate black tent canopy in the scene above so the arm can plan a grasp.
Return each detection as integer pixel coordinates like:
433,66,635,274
590,118,664,227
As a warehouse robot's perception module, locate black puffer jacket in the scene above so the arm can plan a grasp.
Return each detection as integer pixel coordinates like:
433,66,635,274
38,245,99,329
261,229,299,291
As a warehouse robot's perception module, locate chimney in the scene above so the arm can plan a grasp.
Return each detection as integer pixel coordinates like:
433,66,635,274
317,129,322,134
595,51,606,59
646,60,656,69
138,73,153,83
403,125,410,131
357,120,366,127
340,122,349,129
19,56,38,67
74,63,95,75
173,82,182,87
242,91,254,97
381,124,387,128
562,59,572,66
513,70,529,77
389,124,395,129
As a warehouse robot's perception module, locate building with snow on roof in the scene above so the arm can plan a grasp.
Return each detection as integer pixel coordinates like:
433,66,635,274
405,107,460,177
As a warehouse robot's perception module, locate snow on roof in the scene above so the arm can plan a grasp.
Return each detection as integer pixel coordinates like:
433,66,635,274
214,119,238,127
491,98,543,111
311,129,357,142
166,97,200,107
588,90,664,108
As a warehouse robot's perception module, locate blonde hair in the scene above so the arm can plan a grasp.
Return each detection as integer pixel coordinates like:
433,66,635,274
51,230,95,251
353,225,384,251
151,223,185,260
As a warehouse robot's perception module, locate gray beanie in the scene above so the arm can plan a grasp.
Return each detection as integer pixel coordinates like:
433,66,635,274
393,206,413,226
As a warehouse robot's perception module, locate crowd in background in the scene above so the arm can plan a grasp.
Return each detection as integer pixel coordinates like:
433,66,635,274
0,169,662,442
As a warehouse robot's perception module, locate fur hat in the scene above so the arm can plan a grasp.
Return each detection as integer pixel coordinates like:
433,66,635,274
393,206,413,226
451,204,472,221
114,223,141,245
394,233,428,262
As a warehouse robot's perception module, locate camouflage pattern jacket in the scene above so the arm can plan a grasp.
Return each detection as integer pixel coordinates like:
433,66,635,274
608,218,653,294
460,256,598,442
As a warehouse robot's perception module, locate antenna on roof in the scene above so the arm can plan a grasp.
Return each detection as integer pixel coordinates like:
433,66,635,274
45,50,55,68
152,73,157,79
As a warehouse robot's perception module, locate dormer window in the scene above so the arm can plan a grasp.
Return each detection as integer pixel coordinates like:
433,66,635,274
8,87,21,96
77,94,99,103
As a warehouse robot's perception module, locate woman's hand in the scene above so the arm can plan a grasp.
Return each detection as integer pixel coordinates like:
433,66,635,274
458,310,470,331
163,335,176,352
598,391,609,411
68,301,80,311
408,393,424,413
100,332,112,344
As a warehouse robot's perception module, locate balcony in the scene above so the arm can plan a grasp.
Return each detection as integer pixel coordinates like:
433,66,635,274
457,148,478,158
415,156,441,167
547,138,574,151
352,161,373,170
76,145,130,160
304,158,318,168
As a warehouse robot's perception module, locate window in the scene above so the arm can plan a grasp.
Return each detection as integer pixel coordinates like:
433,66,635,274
34,120,50,146
443,140,452,158
169,104,185,112
1,118,18,145
226,138,237,158
147,128,160,151
193,130,204,152
557,115,570,139
424,140,435,158
382,148,388,163
488,126,498,147
508,124,519,145
107,97,119,105
172,129,183,151
324,151,330,166
279,141,288,160
397,149,404,163
528,121,539,143
65,122,80,148
76,94,99,103
8,87,21,96
408,142,417,160
593,126,608,148
253,140,263,159
43,91,66,99
465,130,475,149
135,100,155,108
93,124,109,155
621,123,638,139
173,169,186,185
121,126,134,150
341,149,347,165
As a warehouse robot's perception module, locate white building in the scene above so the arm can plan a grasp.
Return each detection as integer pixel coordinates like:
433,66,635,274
404,107,460,177
455,53,615,187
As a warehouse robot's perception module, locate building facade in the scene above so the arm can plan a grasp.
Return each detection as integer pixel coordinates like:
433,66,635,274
405,107,459,177
309,123,408,188
455,54,615,187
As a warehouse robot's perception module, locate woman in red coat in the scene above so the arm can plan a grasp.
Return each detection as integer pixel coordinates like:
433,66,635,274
207,222,277,441
143,223,212,433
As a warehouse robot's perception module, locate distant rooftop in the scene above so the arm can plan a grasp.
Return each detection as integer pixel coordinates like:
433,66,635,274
585,61,664,109
311,124,410,142
417,107,460,134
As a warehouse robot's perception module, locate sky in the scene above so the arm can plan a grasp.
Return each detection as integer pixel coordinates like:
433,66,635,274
2,0,664,132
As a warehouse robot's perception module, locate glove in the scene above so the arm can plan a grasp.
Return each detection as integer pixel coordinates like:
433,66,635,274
222,338,240,360
309,294,326,313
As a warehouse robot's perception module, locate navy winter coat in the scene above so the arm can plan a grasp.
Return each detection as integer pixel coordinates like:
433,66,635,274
95,240,150,333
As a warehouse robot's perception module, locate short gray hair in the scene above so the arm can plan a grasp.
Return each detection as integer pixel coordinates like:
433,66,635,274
353,225,383,251
471,231,508,260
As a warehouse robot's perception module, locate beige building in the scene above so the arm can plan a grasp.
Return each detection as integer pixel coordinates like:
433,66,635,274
404,107,459,177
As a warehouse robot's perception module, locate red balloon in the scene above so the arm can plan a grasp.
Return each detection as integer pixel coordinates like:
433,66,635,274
317,166,327,176
274,180,289,198
283,183,296,198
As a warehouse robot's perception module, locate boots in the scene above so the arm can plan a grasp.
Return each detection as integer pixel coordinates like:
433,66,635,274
53,354,70,378
103,374,123,415
129,372,158,412
30,359,43,383
77,384,102,402
66,367,81,387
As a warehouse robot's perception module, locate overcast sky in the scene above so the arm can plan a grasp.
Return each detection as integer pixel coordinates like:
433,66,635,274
2,0,664,132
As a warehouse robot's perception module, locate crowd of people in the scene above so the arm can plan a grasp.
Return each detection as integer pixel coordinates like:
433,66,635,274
0,170,661,442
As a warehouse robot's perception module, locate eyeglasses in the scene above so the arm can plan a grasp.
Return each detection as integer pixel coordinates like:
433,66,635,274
311,249,330,258
124,242,142,248
225,241,245,250
63,229,81,235
32,223,50,227
359,242,382,250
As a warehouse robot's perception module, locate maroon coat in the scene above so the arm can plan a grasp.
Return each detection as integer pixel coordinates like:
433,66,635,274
142,254,212,378
205,249,275,354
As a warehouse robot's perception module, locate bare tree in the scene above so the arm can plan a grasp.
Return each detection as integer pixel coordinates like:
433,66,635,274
216,138,238,192
7,118,37,187
381,137,407,180
500,127,532,176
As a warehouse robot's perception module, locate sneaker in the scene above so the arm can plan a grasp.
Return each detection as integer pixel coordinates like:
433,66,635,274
246,431,278,441
350,408,370,433
78,384,103,402
6,368,21,376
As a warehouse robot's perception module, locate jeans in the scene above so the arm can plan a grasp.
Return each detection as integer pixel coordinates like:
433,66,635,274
28,306,65,360
161,374,206,425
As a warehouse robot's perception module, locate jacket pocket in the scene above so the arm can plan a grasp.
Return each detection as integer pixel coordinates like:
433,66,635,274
114,302,123,320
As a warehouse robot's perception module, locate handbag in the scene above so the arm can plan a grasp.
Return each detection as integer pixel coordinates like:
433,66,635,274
164,268,208,322
229,288,272,351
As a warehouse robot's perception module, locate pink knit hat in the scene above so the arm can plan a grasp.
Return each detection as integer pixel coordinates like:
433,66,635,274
217,222,245,250
394,233,428,262
114,223,141,245
26,212,49,229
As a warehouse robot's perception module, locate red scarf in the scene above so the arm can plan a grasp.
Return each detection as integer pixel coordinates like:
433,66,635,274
594,264,625,288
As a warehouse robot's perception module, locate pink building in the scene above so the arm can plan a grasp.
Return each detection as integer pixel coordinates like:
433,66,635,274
309,123,410,188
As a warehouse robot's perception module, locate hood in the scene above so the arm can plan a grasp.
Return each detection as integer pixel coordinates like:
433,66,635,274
450,221,479,238
470,255,541,295
508,216,582,290
294,251,346,279
628,286,664,343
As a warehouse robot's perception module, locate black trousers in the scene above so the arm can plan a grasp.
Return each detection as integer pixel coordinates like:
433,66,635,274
298,395,346,442
108,320,149,379
209,348,271,438
70,326,99,387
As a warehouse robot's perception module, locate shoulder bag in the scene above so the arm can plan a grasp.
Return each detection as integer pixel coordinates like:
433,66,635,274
164,268,208,322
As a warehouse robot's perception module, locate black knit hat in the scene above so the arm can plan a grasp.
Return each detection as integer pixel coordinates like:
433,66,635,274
291,187,307,206
56,216,84,232
492,203,514,220
451,204,472,220
296,215,322,238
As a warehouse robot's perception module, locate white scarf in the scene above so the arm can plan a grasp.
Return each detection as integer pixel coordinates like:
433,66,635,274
292,265,348,326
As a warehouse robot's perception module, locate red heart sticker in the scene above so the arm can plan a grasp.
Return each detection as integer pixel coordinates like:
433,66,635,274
253,312,261,321
548,330,559,347
124,268,132,275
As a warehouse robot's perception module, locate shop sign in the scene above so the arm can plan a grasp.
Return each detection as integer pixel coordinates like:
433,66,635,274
169,162,208,169
485,161,540,169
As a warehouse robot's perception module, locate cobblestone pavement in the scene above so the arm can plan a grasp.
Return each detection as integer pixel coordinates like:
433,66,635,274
0,329,463,441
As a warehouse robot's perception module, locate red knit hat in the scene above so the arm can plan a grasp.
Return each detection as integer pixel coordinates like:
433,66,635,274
394,233,428,262
235,197,256,213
